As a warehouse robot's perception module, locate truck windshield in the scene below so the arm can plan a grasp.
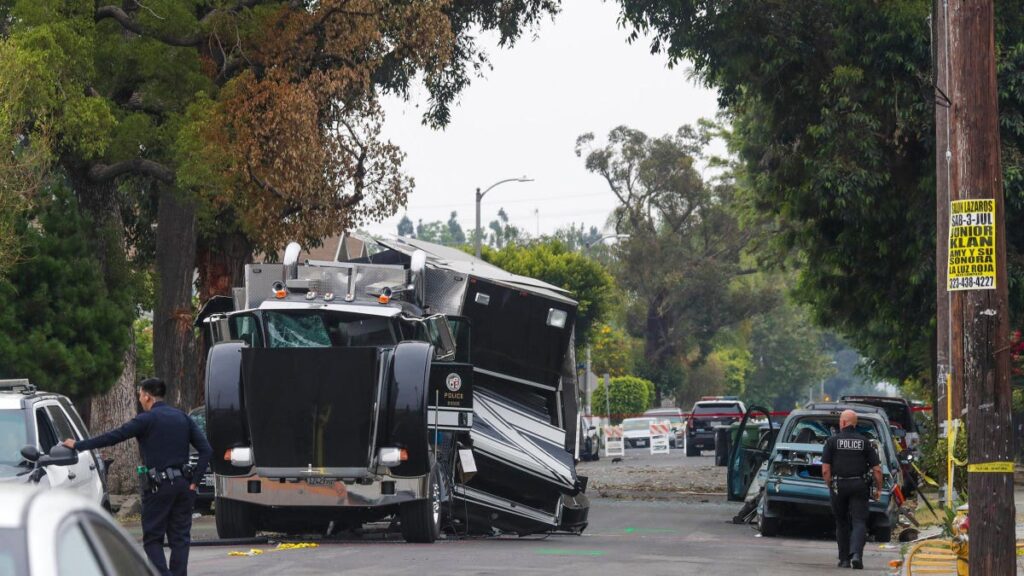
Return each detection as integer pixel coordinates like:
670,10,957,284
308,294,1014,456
0,411,27,474
265,311,397,348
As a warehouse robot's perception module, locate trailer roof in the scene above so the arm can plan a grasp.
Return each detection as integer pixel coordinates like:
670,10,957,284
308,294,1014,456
368,235,577,305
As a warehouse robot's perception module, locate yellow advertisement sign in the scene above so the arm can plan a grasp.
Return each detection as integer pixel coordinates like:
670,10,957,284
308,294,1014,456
947,199,996,291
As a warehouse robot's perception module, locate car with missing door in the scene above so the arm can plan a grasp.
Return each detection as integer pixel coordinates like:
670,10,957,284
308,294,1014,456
728,402,902,540
0,380,110,510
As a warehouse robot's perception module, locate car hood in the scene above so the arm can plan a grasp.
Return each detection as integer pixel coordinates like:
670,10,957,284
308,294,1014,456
0,466,31,484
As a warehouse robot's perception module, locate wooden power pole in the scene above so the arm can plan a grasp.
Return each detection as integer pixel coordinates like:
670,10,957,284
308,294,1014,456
947,0,1016,573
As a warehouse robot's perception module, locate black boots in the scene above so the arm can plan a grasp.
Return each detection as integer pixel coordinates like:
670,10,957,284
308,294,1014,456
850,554,863,569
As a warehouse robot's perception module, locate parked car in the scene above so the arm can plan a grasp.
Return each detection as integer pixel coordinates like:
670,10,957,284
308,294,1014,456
577,415,600,461
839,395,920,449
0,380,110,509
643,408,685,448
0,484,158,575
728,402,902,541
685,397,746,456
621,417,657,448
840,394,921,495
187,407,215,512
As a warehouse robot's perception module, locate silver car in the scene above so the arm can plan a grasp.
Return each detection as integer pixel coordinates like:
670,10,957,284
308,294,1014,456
0,485,158,575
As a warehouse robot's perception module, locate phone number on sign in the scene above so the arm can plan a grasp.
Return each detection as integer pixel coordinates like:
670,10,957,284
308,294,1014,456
949,276,995,290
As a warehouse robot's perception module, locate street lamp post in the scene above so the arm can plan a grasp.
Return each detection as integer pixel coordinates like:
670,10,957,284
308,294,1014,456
584,233,630,250
475,176,533,259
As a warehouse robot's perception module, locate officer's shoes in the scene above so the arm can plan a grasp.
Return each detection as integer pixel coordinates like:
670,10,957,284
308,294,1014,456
837,560,851,568
850,554,863,569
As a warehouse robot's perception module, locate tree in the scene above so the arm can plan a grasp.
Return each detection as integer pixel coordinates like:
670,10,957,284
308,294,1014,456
482,240,616,348
591,375,653,423
744,299,833,410
0,186,135,399
397,214,414,237
576,125,772,402
487,207,523,249
616,0,1024,385
590,324,638,377
0,0,561,409
446,211,466,244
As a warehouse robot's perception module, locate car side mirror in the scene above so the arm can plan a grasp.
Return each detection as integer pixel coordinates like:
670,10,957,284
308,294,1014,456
38,444,78,467
20,445,39,463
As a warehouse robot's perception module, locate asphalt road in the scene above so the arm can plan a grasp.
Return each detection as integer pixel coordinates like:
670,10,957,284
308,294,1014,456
143,452,900,576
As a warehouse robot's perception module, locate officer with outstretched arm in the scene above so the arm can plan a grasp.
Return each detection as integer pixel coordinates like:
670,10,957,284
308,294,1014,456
821,409,883,570
63,378,212,576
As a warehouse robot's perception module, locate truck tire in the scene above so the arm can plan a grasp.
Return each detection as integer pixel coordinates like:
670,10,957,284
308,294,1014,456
399,469,441,543
216,497,258,539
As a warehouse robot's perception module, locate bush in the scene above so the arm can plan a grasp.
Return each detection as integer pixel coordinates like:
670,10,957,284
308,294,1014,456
591,375,653,423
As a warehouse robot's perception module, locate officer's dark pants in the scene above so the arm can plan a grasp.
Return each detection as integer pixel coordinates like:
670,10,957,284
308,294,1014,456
830,478,869,561
142,477,195,576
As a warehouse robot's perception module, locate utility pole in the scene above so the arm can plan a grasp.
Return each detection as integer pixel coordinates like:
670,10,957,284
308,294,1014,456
947,0,1016,572
933,0,954,425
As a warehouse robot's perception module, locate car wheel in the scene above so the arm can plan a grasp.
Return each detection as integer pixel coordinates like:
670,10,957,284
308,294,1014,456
400,468,441,543
215,497,258,538
758,493,780,536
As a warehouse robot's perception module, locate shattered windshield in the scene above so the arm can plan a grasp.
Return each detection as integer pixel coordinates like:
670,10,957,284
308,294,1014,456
265,311,397,348
783,416,880,445
0,411,27,475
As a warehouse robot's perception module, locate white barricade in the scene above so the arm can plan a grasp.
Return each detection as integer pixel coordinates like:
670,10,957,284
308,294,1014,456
649,421,671,455
603,425,624,457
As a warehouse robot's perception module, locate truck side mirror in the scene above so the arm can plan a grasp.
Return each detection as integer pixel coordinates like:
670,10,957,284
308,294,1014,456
426,315,456,361
38,444,78,467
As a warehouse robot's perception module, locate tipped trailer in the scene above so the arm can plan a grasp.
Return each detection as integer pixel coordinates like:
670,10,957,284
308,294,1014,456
197,235,589,541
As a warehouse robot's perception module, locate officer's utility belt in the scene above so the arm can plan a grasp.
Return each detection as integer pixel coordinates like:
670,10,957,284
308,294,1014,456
138,466,191,494
834,475,869,481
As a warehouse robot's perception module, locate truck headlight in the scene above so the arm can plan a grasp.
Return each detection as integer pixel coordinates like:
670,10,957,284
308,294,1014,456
225,447,253,467
378,447,408,467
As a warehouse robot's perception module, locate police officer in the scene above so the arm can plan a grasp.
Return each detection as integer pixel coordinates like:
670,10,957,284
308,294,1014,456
821,409,883,570
63,378,212,576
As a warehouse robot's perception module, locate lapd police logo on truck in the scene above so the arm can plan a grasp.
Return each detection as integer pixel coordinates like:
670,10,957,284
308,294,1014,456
446,373,462,392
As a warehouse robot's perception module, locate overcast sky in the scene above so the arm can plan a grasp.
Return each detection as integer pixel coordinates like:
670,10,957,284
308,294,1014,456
368,0,720,239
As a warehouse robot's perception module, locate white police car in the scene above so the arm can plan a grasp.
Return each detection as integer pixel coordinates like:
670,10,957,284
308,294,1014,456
0,380,109,508
0,484,157,575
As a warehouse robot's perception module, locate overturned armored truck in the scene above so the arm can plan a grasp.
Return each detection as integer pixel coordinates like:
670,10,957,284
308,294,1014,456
198,234,589,541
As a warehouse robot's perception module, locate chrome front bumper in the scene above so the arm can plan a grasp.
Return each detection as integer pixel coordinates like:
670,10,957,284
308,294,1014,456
216,472,429,508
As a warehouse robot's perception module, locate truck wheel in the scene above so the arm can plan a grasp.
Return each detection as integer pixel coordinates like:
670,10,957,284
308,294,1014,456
215,497,258,539
400,469,441,543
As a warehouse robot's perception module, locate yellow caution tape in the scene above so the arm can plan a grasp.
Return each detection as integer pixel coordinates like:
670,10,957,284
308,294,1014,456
228,549,264,557
911,462,939,487
228,542,318,558
274,543,319,551
967,461,1014,473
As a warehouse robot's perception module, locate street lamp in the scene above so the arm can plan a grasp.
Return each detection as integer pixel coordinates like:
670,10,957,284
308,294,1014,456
584,233,630,250
475,176,533,259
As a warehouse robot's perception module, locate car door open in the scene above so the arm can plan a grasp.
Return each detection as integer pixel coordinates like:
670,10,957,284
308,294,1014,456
727,405,775,502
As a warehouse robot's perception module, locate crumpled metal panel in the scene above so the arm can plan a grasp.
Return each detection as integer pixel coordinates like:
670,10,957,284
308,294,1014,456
423,267,468,316
242,262,407,310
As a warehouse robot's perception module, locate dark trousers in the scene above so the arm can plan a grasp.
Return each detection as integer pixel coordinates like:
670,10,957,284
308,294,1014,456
142,477,195,576
830,478,869,561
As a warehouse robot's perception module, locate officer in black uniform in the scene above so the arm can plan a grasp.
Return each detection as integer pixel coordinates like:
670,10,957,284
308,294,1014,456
63,378,212,576
821,409,883,570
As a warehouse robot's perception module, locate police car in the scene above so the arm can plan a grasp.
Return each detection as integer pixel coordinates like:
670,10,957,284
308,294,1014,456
0,380,109,509
0,484,157,575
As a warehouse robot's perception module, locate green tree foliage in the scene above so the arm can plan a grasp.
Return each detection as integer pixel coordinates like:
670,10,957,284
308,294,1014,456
616,0,1024,381
134,316,155,380
446,211,466,244
487,207,523,249
576,125,771,401
482,240,616,347
0,187,135,398
590,323,638,377
743,299,834,410
591,375,653,422
411,212,468,246
396,214,414,237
